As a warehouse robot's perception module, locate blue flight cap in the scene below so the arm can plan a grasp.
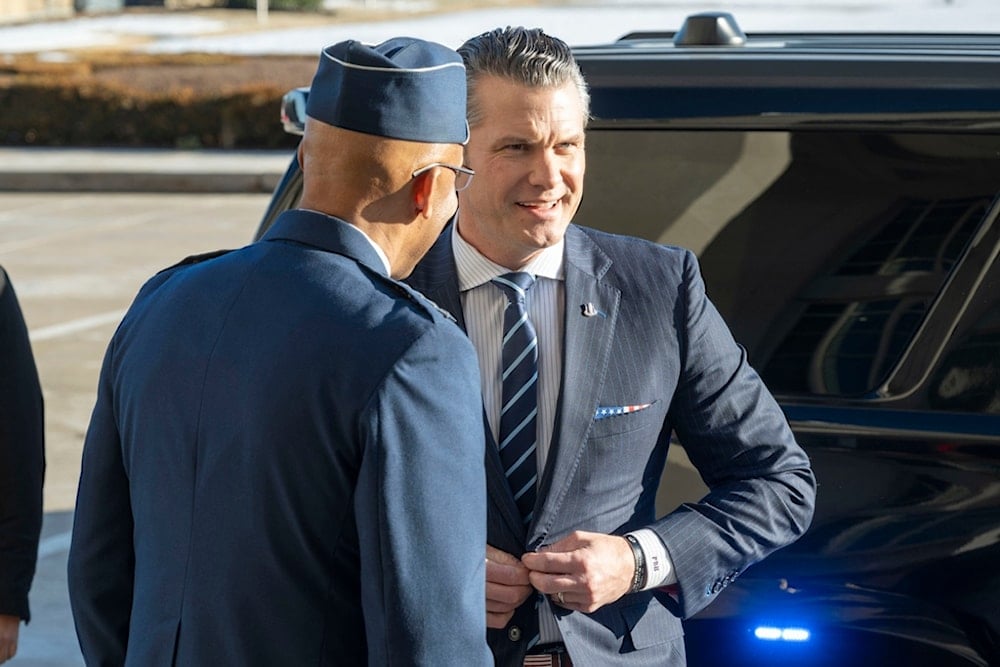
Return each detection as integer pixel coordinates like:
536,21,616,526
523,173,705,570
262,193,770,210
305,37,469,145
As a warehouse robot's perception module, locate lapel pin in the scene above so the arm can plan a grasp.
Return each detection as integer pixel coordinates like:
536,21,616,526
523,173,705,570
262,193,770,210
581,303,605,318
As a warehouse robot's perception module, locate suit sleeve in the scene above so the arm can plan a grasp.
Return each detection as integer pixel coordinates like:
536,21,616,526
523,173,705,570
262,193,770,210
0,270,45,622
354,321,492,666
654,249,816,619
67,338,136,666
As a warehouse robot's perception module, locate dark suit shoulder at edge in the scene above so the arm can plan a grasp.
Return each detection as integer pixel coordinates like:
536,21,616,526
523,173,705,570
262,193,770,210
574,224,694,259
157,248,238,275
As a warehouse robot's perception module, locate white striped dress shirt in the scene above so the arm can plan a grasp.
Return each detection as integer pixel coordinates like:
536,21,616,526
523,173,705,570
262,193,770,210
451,227,565,467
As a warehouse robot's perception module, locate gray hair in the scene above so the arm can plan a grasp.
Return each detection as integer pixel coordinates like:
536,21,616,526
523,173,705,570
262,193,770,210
458,27,591,127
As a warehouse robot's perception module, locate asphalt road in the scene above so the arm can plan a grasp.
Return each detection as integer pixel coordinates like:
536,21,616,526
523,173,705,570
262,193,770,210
1,190,267,666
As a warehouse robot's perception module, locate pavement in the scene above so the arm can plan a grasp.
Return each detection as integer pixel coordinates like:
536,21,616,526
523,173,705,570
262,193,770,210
0,146,294,193
2,184,272,666
0,44,336,667
0,142,289,667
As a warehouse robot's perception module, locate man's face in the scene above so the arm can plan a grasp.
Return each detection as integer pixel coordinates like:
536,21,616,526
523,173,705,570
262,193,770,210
457,75,587,270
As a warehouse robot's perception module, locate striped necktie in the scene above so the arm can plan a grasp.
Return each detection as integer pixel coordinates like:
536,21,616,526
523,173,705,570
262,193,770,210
492,272,539,526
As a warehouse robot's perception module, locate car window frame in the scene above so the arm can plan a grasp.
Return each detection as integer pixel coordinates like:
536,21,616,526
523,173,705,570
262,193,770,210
880,195,1000,402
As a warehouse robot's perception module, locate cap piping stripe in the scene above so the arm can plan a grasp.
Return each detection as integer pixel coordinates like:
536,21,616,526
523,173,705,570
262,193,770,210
323,52,466,74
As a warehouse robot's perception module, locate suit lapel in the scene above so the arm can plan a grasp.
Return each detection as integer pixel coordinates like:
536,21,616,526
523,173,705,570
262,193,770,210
407,228,527,551
531,226,621,546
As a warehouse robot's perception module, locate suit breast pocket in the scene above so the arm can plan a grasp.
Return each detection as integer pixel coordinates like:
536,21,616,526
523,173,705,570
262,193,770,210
588,400,662,441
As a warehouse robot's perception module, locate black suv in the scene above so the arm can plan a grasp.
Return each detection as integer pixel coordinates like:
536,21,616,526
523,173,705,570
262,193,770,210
256,13,1000,666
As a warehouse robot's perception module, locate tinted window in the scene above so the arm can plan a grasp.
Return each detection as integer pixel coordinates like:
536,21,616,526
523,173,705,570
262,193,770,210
926,264,1000,414
577,130,1000,397
762,196,986,395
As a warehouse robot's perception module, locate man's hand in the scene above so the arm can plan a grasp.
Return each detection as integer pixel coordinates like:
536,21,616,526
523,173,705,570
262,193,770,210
0,614,19,664
486,545,535,628
521,531,635,613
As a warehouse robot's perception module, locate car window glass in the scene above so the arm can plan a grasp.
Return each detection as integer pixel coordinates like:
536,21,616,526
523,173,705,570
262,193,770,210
577,130,1000,398
925,263,1000,414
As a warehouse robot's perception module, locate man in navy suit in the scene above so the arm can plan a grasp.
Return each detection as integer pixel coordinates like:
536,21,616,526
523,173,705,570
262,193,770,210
68,37,492,666
406,27,817,666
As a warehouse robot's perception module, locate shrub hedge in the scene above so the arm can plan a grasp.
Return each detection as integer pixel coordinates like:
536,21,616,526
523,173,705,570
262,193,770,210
0,53,313,149
225,0,324,12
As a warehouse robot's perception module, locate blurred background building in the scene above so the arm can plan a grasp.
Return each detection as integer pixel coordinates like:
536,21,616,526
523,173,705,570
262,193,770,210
0,0,74,24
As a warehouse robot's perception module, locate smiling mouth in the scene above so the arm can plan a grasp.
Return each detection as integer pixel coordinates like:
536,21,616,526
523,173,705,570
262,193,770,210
517,200,559,210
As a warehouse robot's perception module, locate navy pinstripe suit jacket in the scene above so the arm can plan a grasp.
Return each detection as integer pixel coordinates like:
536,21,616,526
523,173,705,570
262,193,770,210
408,223,816,667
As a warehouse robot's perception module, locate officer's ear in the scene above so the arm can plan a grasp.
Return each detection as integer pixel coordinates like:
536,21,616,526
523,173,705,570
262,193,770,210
410,167,439,218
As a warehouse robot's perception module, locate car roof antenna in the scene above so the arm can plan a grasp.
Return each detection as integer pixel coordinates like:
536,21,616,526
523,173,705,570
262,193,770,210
674,12,747,47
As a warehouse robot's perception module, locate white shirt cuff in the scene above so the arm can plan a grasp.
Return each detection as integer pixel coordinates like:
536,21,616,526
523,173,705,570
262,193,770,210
627,529,677,589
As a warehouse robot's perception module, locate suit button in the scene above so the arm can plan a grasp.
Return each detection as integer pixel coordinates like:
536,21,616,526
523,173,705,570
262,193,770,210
508,626,522,642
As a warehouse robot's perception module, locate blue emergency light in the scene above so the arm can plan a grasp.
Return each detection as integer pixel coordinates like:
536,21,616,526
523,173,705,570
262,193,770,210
754,626,811,642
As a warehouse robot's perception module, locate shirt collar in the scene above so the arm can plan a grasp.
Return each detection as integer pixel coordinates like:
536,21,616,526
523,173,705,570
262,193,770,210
451,222,565,292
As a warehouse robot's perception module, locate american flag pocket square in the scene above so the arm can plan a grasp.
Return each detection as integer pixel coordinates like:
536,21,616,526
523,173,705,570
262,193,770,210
594,402,654,421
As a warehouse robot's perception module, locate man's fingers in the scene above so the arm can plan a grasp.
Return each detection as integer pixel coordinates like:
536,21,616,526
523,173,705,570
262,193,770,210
486,593,519,612
520,530,598,573
520,532,635,614
0,616,19,664
487,545,532,586
487,557,531,585
527,570,578,594
486,544,521,565
539,530,589,553
487,579,532,607
485,544,535,620
521,548,577,574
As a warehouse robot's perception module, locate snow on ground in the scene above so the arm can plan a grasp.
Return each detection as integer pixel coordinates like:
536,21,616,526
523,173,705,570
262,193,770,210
0,13,228,52
0,0,997,55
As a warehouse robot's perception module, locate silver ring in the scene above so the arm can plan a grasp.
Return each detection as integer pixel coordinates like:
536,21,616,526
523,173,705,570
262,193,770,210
556,591,565,604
